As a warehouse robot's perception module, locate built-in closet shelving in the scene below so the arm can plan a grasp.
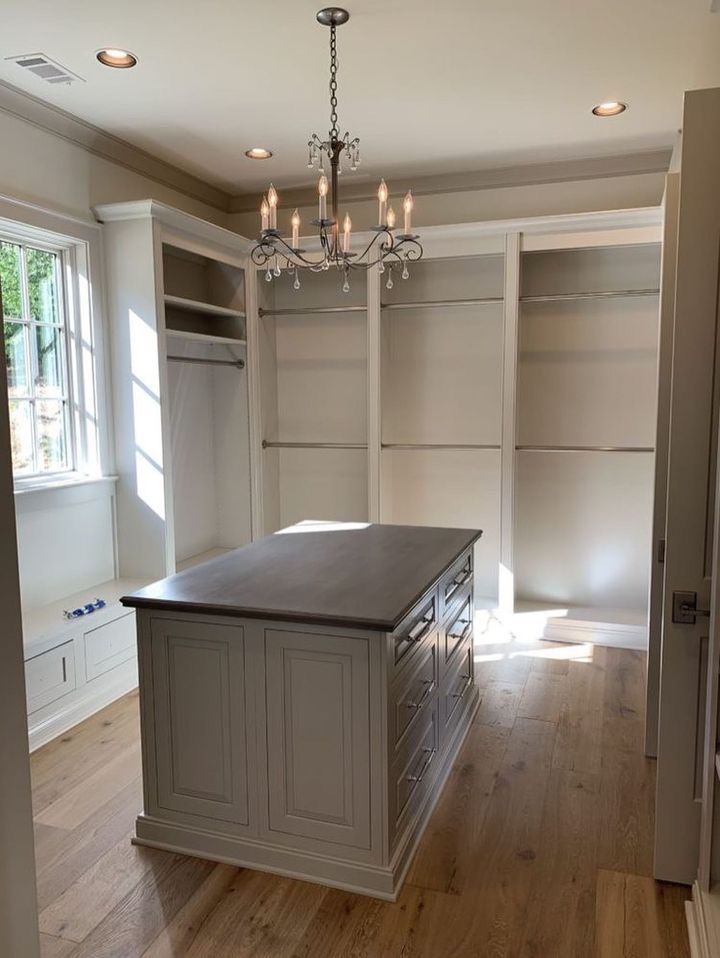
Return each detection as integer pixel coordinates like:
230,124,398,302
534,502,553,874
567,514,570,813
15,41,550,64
514,243,661,619
379,253,505,602
97,200,255,582
257,268,368,531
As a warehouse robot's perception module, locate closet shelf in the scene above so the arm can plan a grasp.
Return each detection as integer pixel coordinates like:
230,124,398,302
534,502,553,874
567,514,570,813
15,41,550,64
166,328,247,346
381,297,503,311
262,440,368,450
516,444,654,453
382,442,501,451
520,288,659,304
164,294,246,319
259,305,366,317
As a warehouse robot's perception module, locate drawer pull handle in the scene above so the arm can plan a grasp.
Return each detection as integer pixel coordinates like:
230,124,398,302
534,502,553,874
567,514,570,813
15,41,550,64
448,619,472,644
407,607,435,643
451,674,473,698
405,679,436,711
445,565,472,601
407,746,437,784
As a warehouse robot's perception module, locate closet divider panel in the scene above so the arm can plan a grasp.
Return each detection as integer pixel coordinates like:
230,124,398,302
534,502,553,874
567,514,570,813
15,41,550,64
380,253,505,602
260,268,369,528
515,243,661,615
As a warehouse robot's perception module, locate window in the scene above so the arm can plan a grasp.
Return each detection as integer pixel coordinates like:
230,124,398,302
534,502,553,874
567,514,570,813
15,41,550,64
1,239,73,477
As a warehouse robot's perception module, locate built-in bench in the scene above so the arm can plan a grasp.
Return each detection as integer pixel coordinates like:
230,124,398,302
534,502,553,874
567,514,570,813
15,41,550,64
23,577,146,750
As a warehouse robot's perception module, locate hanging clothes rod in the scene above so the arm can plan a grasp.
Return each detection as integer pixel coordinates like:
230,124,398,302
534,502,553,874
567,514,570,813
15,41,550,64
382,297,503,311
520,288,659,304
167,356,245,369
259,305,367,317
382,443,501,451
262,440,368,450
516,444,654,453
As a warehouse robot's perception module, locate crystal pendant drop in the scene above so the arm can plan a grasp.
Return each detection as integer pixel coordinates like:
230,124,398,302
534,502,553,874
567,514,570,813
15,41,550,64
273,261,281,278
386,269,394,290
265,267,272,282
402,262,410,280
293,269,301,291
378,260,385,274
342,275,350,293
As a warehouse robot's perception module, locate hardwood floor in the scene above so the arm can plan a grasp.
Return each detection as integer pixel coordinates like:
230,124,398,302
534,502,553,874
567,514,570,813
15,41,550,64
32,634,690,957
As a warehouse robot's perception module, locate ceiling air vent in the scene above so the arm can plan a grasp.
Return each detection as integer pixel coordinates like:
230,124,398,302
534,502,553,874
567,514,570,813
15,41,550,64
6,53,84,86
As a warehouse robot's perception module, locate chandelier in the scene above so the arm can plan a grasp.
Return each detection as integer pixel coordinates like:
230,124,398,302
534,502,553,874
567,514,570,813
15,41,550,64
250,7,423,292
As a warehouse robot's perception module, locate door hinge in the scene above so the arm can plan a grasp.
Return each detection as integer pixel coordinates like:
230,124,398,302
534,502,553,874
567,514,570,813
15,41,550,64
672,590,711,625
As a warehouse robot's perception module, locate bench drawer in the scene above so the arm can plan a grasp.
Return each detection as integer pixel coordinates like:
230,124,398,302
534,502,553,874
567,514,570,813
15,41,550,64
25,641,76,714
84,611,136,681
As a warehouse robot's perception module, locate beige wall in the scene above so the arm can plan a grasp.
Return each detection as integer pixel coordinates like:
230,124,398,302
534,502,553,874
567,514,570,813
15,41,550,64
0,108,227,225
228,171,665,240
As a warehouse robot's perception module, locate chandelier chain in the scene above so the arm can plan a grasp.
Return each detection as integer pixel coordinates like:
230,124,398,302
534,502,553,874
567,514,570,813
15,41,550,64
329,23,339,140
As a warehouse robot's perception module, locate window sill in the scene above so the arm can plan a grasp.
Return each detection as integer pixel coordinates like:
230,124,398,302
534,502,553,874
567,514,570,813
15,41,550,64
14,474,118,513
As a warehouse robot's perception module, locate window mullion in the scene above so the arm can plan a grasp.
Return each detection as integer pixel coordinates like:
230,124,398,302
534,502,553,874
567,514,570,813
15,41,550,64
18,245,39,473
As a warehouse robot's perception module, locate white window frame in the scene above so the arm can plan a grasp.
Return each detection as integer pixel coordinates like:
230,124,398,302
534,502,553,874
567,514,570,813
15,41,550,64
0,196,113,494
2,236,76,479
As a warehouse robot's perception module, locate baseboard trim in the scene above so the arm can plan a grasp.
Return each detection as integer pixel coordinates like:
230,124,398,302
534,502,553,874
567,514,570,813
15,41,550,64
686,881,720,958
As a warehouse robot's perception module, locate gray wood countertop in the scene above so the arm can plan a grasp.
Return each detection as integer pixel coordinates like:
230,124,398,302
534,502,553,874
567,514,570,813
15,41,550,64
121,522,482,631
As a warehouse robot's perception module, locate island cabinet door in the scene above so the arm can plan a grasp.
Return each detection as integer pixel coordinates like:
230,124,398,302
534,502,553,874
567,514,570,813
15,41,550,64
149,618,250,826
265,629,371,850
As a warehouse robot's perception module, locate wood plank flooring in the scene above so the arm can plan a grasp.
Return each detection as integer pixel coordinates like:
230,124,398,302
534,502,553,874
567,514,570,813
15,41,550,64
32,638,690,957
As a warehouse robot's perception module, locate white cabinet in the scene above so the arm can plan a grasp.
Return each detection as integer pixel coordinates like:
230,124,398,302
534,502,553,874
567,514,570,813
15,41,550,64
150,618,250,826
265,628,371,849
84,611,136,680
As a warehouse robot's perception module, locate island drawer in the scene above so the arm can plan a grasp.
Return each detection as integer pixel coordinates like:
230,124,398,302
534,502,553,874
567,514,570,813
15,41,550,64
391,590,438,677
389,634,438,753
442,592,473,672
440,549,473,621
440,641,474,739
390,699,440,839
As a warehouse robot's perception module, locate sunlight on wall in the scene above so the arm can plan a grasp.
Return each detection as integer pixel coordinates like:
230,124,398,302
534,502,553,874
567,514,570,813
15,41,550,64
129,309,164,519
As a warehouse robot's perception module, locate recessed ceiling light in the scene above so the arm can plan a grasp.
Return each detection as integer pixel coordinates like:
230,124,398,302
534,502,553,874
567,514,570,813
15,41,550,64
96,48,138,69
592,101,627,117
245,148,273,159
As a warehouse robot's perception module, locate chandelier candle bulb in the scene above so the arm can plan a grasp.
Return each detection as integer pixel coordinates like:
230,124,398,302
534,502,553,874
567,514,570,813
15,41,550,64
268,185,278,229
343,213,352,253
378,179,388,225
318,173,329,221
403,191,413,235
260,196,270,232
291,209,300,249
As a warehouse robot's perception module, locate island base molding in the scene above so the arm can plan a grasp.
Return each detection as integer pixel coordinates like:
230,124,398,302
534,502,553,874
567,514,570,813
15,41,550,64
133,686,479,901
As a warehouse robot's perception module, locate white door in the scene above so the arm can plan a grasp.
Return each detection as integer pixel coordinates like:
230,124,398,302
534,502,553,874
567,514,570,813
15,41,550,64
655,87,720,884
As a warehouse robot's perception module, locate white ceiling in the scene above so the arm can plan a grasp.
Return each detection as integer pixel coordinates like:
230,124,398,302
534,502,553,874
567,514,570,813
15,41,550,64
1,0,719,195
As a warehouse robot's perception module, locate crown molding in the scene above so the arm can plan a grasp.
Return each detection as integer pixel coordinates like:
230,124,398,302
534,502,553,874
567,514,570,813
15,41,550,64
0,79,231,212
228,148,673,214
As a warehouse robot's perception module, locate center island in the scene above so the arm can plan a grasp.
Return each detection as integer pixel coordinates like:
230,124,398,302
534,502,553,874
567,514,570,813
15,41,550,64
122,521,481,900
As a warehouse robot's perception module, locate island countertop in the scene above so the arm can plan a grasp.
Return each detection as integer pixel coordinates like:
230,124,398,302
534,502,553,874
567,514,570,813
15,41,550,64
121,521,482,631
